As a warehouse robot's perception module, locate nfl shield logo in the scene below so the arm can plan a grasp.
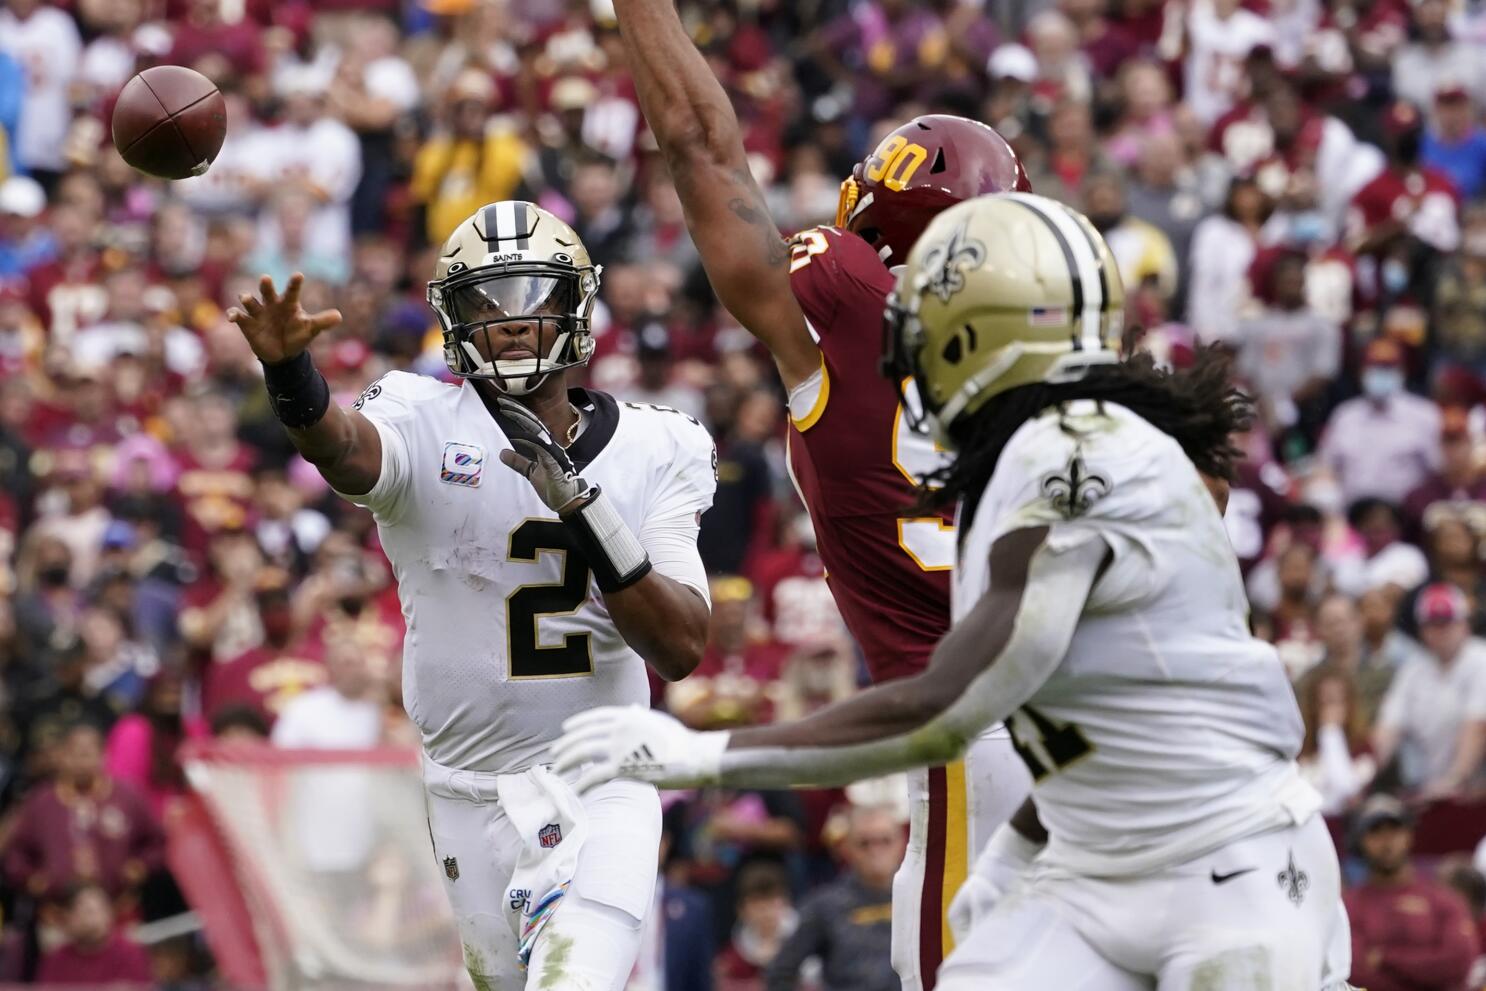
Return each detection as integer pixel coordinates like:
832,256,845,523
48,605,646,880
443,856,460,881
538,823,562,849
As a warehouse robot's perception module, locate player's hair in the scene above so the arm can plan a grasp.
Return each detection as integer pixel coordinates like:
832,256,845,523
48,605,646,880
923,347,1252,520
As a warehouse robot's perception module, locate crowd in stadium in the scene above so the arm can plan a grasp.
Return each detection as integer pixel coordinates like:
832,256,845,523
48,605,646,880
5,0,1486,986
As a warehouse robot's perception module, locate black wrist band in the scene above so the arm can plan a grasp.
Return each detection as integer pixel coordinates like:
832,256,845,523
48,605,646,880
262,352,330,429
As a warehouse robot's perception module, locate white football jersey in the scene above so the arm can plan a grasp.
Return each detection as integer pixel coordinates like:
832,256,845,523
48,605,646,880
953,401,1321,877
342,371,716,773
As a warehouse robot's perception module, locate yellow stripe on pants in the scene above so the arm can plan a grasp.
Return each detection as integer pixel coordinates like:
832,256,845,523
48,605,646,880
940,760,970,959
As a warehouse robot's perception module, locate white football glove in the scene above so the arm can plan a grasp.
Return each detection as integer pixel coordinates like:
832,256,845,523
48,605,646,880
495,397,590,512
552,706,730,794
947,822,1042,943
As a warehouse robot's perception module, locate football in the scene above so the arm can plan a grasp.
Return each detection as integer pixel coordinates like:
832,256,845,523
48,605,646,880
111,65,227,180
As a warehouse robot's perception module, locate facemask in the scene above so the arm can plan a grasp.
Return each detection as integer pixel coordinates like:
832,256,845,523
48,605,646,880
1382,258,1409,294
38,565,71,588
1362,367,1404,400
1289,212,1326,245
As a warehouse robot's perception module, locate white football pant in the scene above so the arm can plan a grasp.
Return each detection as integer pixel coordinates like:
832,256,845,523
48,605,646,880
422,755,661,990
937,815,1351,990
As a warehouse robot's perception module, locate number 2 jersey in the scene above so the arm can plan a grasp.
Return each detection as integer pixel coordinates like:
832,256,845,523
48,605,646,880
341,371,717,773
952,401,1322,877
786,226,954,683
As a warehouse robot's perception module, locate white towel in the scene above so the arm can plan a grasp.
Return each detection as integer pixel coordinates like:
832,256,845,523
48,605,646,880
495,765,588,967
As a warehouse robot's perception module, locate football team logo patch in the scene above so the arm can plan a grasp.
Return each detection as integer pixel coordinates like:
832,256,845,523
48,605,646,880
443,856,460,881
538,823,562,849
440,442,484,487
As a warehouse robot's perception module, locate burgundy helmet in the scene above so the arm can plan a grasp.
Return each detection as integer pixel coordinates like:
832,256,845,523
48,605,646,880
835,115,1031,264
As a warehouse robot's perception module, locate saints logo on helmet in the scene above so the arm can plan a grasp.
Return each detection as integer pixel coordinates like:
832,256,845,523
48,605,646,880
427,201,601,395
882,193,1125,444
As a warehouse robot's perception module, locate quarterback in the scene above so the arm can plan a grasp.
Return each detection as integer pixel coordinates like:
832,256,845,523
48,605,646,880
606,0,1034,982
226,201,716,990
554,193,1352,989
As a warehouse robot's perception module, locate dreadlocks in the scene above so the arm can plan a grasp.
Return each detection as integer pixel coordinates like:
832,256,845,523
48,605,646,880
923,346,1253,517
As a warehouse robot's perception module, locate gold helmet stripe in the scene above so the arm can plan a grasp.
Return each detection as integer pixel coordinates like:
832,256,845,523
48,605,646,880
1002,192,1109,355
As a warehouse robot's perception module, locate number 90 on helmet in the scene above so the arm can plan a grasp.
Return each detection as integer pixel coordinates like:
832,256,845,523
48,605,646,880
427,201,602,396
836,115,1031,265
882,193,1126,444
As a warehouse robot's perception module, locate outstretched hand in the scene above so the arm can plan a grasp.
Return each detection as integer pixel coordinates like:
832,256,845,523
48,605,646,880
226,273,342,365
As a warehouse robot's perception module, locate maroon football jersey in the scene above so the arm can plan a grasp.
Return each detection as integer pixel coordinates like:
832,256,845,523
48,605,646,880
785,226,954,684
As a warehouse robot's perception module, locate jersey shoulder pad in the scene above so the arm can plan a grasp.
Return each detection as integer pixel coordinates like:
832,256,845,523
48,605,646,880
351,370,453,418
618,399,719,512
788,226,895,337
986,401,1176,535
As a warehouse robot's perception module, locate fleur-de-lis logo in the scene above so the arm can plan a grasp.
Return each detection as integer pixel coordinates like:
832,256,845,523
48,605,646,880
921,219,986,303
1277,851,1309,906
1041,455,1110,519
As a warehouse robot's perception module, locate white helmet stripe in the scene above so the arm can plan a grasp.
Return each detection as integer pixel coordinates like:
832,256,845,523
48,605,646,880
1002,192,1107,354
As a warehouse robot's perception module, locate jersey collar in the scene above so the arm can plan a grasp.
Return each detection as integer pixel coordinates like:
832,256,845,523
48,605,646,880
566,388,619,467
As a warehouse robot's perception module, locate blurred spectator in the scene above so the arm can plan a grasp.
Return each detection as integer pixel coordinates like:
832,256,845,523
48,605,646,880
1320,339,1442,507
35,881,153,986
1233,251,1341,449
625,323,706,422
1314,592,1399,723
716,861,796,991
632,809,716,991
0,0,82,186
104,670,205,821
251,67,362,263
411,68,529,244
270,634,382,750
699,386,775,575
1181,0,1274,128
764,803,901,991
200,566,325,724
1334,498,1429,600
1296,664,1377,814
1188,177,1270,344
1374,584,1486,796
669,577,787,730
1431,205,1486,377
1403,409,1486,538
207,704,269,745
1084,170,1178,301
0,175,51,276
2,720,163,903
1347,794,1479,991
1024,97,1109,205
1422,85,1486,203
1360,586,1426,686
1438,856,1486,986
1393,0,1485,111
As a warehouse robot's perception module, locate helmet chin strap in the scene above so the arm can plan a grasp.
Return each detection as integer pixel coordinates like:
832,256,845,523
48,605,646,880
492,368,550,396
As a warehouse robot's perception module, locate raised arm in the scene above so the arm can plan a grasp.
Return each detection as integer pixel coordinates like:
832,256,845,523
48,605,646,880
612,0,819,390
226,274,382,495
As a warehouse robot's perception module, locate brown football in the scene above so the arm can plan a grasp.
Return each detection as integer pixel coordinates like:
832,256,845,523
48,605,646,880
111,65,227,180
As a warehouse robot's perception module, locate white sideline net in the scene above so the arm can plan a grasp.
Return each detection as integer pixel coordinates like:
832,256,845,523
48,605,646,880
184,747,470,991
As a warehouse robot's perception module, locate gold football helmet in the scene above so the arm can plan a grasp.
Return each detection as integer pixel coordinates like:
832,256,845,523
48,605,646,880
427,201,601,395
882,192,1125,443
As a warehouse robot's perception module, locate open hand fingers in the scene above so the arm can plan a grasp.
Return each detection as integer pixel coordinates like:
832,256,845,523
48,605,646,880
283,272,305,309
238,292,263,317
259,275,280,306
305,308,342,334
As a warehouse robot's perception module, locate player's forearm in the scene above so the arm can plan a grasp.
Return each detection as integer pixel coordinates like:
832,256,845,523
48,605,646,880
717,529,1100,789
285,405,381,496
604,573,708,682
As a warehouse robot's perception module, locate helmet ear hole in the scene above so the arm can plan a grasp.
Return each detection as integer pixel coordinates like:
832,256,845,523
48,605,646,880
857,226,882,246
930,148,948,174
